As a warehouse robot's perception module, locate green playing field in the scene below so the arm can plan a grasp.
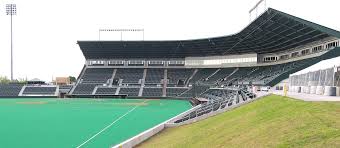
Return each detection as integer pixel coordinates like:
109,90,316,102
0,98,191,148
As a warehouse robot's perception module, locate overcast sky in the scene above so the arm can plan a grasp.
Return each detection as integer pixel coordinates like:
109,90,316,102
0,0,339,82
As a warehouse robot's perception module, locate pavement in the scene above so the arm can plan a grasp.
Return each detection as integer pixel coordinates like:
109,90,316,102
270,90,340,102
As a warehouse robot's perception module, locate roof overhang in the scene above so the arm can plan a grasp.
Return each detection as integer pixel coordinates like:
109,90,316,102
78,8,340,59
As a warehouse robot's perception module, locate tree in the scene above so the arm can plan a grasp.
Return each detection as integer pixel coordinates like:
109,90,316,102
0,76,10,84
69,76,77,83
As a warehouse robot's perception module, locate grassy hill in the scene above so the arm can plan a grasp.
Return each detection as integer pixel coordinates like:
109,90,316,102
137,95,340,148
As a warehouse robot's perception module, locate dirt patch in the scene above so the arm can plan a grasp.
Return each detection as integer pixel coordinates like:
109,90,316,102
16,101,48,105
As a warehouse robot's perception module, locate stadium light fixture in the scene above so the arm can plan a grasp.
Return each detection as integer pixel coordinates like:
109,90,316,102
249,0,266,22
6,4,17,81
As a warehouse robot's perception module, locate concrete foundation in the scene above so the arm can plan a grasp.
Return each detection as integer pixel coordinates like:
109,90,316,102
324,86,336,96
310,86,317,94
316,86,324,95
296,86,301,93
302,86,311,94
336,87,340,96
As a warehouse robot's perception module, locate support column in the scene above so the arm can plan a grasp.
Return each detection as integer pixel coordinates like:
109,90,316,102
162,69,167,97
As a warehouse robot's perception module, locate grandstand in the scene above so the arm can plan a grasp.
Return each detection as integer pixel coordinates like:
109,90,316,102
0,7,340,148
70,8,340,99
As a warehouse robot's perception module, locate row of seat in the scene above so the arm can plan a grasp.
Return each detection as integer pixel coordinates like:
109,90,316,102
22,87,57,95
174,88,256,123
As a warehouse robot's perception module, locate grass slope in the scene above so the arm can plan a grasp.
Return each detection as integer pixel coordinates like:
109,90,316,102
138,95,340,148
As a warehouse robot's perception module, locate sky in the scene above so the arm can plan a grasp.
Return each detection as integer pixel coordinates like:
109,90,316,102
0,0,339,82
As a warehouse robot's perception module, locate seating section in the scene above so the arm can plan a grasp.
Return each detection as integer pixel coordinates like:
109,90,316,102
174,88,256,123
180,85,210,98
204,68,235,84
166,88,189,97
70,58,314,97
0,84,23,97
167,69,194,85
119,87,140,96
59,85,72,93
23,86,57,95
72,84,97,95
188,69,217,84
142,87,163,97
115,69,144,84
81,68,113,84
145,69,164,84
95,87,117,95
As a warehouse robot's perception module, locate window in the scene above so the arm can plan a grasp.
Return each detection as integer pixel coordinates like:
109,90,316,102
301,49,310,55
326,42,337,49
291,52,299,57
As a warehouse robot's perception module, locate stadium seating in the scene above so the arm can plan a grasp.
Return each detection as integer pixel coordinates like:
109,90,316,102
142,87,163,97
188,69,217,84
72,84,97,95
174,88,255,123
166,87,189,97
167,69,194,85
22,86,57,95
118,87,140,96
115,68,144,84
179,85,210,98
59,85,72,93
95,87,117,95
145,69,164,84
204,68,235,84
81,68,113,84
0,84,23,97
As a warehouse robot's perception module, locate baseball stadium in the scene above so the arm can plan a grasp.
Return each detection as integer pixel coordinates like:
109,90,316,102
1,1,340,148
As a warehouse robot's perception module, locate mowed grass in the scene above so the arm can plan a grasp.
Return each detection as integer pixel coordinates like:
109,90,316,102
138,95,340,148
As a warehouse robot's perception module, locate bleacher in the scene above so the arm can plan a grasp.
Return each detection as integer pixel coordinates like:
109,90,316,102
118,87,140,96
188,69,217,84
204,68,235,84
72,84,97,95
95,87,117,95
167,69,194,85
115,68,143,84
179,85,210,98
59,85,72,94
22,86,57,95
145,69,164,84
142,87,163,97
174,87,255,123
70,55,323,98
0,84,23,97
81,68,113,84
166,87,189,97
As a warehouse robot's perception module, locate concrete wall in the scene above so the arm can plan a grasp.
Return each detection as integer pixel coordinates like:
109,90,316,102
316,86,324,95
310,86,317,94
324,86,336,96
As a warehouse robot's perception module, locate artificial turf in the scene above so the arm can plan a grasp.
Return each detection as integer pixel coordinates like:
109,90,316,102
0,98,191,148
138,95,340,148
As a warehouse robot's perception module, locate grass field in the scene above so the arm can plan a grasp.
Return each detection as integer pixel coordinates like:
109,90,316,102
138,95,340,148
0,98,191,148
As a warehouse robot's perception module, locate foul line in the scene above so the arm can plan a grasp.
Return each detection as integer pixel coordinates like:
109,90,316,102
76,100,147,148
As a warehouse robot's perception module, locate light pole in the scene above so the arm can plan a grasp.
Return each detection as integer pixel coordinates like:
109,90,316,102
6,4,17,81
